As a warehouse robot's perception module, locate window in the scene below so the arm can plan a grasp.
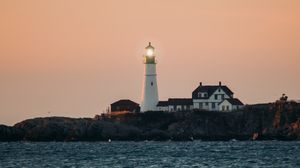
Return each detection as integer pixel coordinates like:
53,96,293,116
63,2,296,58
198,92,201,98
221,94,225,100
222,105,225,111
205,102,208,106
199,102,203,109
226,106,229,111
212,103,215,109
204,93,208,97
215,95,218,100
151,82,153,86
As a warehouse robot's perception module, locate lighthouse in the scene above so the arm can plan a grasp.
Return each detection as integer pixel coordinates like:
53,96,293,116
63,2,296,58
141,42,159,112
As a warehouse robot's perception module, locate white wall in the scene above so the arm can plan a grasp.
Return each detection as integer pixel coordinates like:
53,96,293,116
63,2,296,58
141,63,159,112
169,105,174,112
232,105,244,111
219,100,244,112
167,105,194,112
157,106,168,112
218,100,232,112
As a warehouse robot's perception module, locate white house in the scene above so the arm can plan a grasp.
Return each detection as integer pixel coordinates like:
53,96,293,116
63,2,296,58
156,81,243,112
192,82,243,111
218,98,244,112
157,98,193,112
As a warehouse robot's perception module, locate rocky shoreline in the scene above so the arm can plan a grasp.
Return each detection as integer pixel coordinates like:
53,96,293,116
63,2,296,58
1,101,300,141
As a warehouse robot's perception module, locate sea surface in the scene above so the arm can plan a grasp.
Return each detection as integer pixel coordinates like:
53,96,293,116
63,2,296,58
1,141,300,168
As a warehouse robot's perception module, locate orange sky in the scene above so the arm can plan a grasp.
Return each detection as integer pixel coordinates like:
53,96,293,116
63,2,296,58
1,0,300,125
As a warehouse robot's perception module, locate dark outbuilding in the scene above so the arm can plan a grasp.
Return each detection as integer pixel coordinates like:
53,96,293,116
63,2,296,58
110,99,140,112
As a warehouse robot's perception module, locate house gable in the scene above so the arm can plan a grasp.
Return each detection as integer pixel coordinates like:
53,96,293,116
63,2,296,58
192,84,233,100
208,87,232,100
219,98,244,111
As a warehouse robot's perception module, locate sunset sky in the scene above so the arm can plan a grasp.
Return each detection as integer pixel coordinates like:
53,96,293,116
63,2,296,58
1,0,299,125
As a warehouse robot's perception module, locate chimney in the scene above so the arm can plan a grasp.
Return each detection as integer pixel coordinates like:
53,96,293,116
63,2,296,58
199,82,202,86
219,81,222,86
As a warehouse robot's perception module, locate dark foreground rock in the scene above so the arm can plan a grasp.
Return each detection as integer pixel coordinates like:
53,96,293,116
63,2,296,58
0,125,24,141
1,101,300,141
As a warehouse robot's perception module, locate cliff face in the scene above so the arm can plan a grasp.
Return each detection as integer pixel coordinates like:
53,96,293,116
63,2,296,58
0,125,24,141
13,117,141,141
1,102,300,141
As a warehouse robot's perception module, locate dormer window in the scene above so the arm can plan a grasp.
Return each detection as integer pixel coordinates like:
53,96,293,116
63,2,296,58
198,92,208,98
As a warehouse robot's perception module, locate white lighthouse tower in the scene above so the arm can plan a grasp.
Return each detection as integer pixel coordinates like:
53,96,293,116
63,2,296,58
141,42,159,112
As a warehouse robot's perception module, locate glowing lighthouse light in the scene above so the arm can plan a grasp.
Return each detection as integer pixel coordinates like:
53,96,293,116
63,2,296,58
146,43,154,57
141,42,159,112
147,49,153,57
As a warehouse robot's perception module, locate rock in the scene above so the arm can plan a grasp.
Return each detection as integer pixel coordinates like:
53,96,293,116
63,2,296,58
0,101,300,141
0,125,24,141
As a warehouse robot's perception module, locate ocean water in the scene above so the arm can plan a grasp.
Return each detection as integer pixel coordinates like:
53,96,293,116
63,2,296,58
1,141,300,168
